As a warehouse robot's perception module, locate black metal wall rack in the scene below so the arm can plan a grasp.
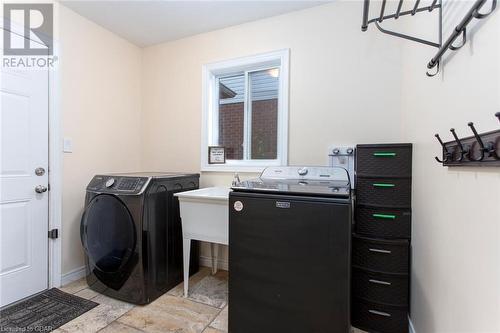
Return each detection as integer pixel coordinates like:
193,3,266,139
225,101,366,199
361,0,497,77
435,113,500,166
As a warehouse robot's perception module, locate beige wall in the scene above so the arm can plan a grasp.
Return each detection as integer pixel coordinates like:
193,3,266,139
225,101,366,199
399,1,500,331
141,1,404,263
59,5,143,274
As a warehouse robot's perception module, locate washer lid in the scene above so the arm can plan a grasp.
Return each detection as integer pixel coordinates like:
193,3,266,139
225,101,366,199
232,166,351,198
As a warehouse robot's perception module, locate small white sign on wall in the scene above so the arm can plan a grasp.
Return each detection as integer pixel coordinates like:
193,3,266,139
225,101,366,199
208,146,226,164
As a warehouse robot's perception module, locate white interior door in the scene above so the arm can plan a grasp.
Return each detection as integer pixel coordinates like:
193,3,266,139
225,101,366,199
0,48,49,306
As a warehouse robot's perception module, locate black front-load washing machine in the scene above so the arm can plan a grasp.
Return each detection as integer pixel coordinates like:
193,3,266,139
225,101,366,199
80,172,200,304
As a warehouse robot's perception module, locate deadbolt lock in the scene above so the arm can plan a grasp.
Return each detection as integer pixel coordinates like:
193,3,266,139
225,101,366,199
35,167,46,176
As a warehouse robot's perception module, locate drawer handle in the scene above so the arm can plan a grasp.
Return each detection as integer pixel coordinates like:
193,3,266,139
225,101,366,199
373,152,397,157
369,310,392,317
369,279,392,286
369,248,392,254
373,183,396,188
373,213,396,220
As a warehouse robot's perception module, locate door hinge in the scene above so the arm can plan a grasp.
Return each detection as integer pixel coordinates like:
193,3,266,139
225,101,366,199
48,229,59,239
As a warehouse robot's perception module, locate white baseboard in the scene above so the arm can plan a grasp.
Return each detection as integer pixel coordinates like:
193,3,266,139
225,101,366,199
61,266,86,286
199,256,229,271
60,255,227,287
409,316,416,333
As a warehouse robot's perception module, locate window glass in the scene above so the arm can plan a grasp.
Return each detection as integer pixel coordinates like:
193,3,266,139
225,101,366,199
216,67,280,161
218,74,245,160
250,68,279,160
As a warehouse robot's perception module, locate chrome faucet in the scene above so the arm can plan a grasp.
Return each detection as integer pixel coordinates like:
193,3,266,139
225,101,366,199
232,173,241,186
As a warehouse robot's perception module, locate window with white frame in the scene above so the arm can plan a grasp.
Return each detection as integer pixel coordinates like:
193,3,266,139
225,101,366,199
202,49,289,171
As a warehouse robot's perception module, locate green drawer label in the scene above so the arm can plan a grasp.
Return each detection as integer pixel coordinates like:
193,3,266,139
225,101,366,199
372,213,396,220
373,183,396,188
373,152,397,157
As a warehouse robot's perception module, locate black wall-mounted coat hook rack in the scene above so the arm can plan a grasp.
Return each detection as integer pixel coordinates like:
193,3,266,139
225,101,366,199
435,113,500,167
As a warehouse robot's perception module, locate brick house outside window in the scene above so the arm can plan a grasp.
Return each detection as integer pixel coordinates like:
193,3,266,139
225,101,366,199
218,71,278,160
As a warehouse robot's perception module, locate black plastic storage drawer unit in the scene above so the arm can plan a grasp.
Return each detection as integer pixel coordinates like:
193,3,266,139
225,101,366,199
352,143,412,333
355,206,411,239
352,235,409,274
352,298,410,333
352,267,409,306
356,146,412,178
356,177,412,208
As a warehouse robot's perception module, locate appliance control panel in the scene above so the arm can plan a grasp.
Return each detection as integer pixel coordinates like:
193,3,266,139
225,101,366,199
87,175,149,194
260,166,349,182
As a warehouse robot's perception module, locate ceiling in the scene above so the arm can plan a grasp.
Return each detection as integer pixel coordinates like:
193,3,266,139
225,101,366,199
61,1,330,47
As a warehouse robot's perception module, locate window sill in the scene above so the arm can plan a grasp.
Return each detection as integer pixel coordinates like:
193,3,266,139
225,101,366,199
201,162,284,173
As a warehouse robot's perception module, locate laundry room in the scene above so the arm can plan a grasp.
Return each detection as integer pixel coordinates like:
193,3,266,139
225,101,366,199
0,1,499,333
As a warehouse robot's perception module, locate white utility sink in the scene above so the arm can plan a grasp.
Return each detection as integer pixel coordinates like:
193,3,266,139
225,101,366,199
175,187,231,297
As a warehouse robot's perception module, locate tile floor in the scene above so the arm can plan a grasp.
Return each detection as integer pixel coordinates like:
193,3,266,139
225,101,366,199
57,266,366,333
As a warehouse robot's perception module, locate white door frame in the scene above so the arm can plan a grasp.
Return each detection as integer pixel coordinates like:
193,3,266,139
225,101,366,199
48,41,62,288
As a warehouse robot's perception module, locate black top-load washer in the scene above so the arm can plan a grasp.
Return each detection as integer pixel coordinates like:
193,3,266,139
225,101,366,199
229,166,352,333
80,172,199,305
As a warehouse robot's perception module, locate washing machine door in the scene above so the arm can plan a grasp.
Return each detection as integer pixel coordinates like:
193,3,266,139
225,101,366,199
81,194,138,290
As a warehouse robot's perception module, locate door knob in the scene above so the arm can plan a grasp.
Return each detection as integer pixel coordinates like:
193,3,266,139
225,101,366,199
35,185,48,193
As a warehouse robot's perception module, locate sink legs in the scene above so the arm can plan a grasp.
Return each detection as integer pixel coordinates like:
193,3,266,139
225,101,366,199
183,238,191,298
183,238,223,298
211,243,219,275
